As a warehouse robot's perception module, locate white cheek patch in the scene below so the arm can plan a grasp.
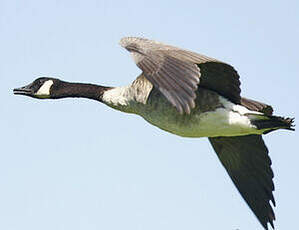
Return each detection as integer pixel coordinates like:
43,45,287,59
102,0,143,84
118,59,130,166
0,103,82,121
36,80,54,96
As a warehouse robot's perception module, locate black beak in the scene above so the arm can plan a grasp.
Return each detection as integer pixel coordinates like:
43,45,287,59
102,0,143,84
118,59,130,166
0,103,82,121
13,83,34,96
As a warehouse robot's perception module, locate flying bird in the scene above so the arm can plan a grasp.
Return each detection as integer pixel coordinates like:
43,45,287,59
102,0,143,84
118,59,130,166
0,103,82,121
13,37,294,230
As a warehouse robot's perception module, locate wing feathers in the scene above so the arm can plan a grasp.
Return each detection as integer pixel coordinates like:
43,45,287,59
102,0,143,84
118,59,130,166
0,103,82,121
241,97,274,115
137,52,199,114
209,135,275,229
121,37,242,113
198,62,241,104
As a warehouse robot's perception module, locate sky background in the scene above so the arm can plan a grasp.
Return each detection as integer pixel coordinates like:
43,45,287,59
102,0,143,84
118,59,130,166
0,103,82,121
1,0,298,230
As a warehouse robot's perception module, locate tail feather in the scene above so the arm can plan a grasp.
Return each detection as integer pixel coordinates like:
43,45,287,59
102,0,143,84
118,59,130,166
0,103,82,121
241,97,295,134
250,115,295,134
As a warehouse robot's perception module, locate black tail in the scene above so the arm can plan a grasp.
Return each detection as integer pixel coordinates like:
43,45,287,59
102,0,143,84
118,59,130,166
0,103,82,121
250,115,295,134
241,97,295,134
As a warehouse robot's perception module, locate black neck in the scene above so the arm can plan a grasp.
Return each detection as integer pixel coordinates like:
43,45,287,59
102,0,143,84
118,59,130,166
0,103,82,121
51,81,111,101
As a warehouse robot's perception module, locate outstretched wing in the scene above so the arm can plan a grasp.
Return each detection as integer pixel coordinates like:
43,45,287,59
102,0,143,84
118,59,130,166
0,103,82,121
120,37,241,114
209,135,275,230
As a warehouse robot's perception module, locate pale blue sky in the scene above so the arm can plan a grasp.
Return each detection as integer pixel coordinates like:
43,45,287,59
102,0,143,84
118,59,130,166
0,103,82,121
1,0,298,230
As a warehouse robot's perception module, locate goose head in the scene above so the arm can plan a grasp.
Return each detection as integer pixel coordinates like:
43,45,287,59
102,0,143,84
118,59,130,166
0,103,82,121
13,77,60,99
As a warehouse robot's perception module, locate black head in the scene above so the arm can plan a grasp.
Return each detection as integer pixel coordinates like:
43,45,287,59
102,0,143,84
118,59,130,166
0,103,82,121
13,77,61,99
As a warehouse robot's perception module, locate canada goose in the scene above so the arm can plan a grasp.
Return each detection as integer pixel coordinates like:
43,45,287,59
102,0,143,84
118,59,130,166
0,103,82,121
14,37,294,230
